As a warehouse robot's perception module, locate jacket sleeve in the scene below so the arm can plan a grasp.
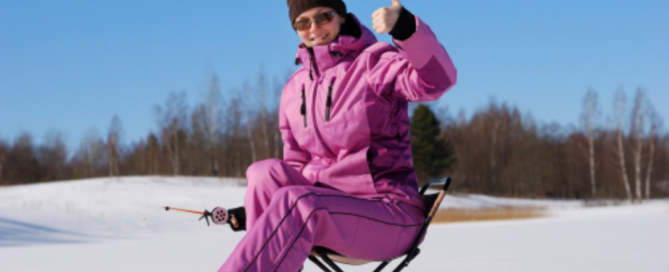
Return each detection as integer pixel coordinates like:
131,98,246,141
278,84,311,173
367,16,457,102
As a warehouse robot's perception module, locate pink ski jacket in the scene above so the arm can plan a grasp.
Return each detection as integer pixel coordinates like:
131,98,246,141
279,14,457,209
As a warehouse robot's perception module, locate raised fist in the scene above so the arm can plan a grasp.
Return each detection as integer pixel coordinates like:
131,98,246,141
371,0,403,34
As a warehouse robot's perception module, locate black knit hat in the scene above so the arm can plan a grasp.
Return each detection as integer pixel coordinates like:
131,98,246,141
287,0,347,25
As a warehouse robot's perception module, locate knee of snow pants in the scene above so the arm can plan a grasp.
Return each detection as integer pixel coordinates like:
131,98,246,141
220,185,425,272
244,158,312,229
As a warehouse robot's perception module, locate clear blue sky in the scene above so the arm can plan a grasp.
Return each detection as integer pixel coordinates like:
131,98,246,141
1,0,667,151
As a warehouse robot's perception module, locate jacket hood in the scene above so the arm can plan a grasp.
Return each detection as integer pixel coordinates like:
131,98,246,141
295,13,377,74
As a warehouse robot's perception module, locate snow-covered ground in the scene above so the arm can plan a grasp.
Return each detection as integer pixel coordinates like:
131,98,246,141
1,177,667,271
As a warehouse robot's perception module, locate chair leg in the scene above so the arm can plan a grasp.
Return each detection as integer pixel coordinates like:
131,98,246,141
373,261,390,272
392,260,407,272
318,251,344,272
308,255,333,272
392,248,421,272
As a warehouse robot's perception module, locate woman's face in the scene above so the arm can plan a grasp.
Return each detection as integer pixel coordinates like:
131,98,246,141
294,7,345,47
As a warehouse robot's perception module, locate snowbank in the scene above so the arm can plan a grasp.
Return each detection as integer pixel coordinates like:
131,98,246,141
1,177,667,271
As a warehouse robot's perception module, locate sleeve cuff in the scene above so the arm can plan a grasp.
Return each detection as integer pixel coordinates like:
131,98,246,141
389,7,416,41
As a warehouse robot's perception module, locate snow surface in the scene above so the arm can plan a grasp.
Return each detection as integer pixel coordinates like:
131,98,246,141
1,176,668,271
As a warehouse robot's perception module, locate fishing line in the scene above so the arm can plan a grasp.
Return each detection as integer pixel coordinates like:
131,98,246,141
141,208,165,227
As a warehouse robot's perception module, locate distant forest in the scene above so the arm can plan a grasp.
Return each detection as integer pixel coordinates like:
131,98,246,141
1,73,666,201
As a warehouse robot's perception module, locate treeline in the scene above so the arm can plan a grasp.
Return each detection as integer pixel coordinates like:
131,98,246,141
0,74,666,200
436,88,667,200
0,72,284,184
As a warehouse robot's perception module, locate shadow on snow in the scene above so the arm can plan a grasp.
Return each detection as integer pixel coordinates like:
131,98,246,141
0,217,88,247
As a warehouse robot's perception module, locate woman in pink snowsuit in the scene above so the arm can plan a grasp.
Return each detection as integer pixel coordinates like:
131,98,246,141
219,0,456,271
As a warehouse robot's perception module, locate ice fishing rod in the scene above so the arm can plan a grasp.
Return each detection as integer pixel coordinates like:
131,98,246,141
163,206,239,228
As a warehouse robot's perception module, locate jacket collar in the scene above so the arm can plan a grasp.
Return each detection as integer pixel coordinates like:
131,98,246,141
295,13,377,77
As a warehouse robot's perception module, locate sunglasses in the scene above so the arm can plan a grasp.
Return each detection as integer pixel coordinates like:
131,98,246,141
293,11,337,31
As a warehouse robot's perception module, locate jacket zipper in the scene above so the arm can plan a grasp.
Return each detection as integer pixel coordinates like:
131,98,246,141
309,50,319,79
306,48,335,158
311,74,335,158
301,87,307,127
325,79,335,121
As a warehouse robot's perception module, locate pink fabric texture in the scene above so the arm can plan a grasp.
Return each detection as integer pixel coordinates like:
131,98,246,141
281,14,456,209
220,159,425,272
219,13,456,271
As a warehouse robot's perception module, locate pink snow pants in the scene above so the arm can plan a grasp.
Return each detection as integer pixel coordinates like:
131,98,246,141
218,159,425,272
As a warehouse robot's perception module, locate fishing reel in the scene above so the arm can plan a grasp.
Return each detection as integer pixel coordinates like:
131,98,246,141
199,207,230,226
164,206,244,230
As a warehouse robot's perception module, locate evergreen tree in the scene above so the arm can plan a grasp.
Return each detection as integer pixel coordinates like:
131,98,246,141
410,104,455,184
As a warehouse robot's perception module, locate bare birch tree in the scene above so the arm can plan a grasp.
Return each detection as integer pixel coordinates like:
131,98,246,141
273,76,283,159
581,88,599,198
489,105,502,187
226,96,245,177
154,91,188,176
614,89,633,202
107,115,123,177
258,67,270,159
74,129,107,178
630,88,645,202
197,73,224,176
645,105,661,199
242,84,258,163
38,130,69,181
147,133,160,175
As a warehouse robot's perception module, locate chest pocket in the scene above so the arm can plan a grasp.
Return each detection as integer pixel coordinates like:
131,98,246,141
320,103,369,154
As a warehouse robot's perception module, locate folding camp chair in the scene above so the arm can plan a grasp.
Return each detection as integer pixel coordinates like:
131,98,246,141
306,177,452,272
